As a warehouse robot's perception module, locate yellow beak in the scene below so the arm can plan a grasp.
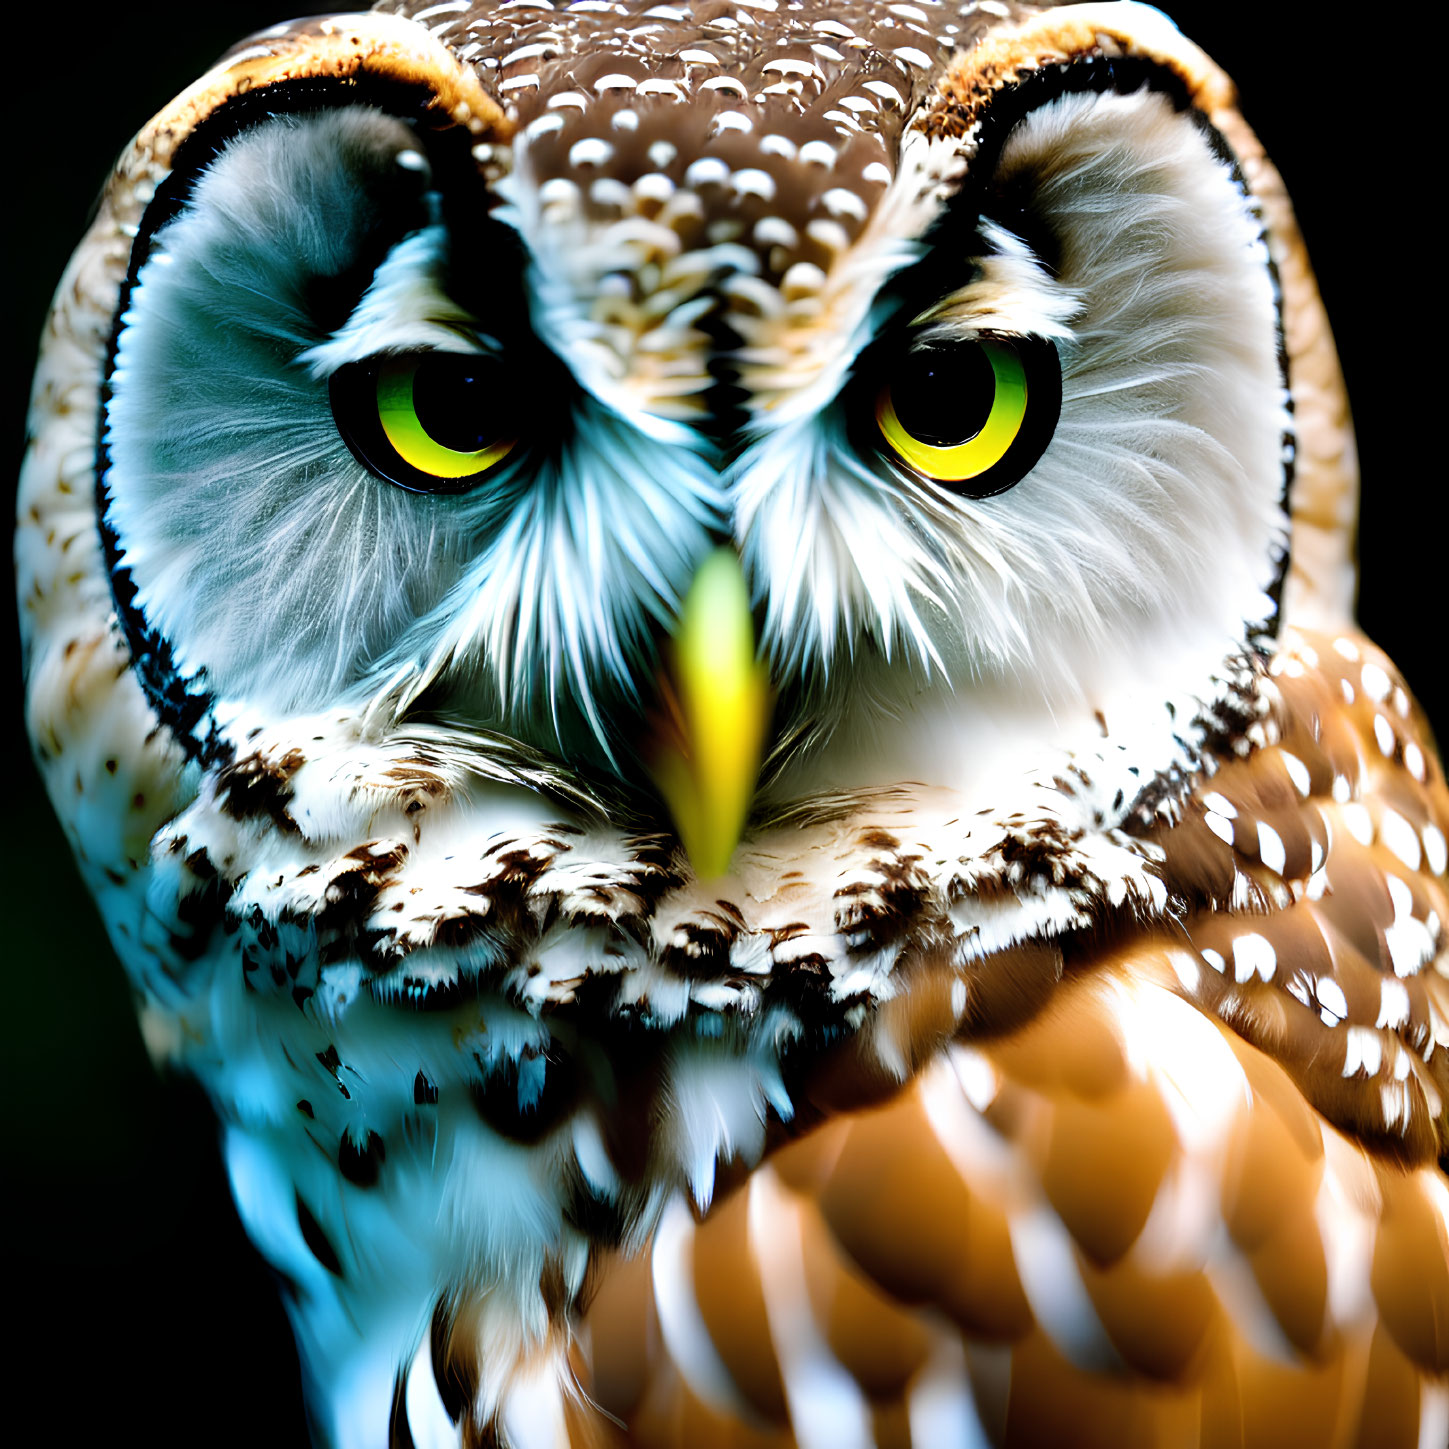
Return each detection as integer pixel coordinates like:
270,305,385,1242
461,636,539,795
646,548,773,880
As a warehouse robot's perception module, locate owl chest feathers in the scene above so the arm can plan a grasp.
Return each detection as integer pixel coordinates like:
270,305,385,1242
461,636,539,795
55,621,1442,1447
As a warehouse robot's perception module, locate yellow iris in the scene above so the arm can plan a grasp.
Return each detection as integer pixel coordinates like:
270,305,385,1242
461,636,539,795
876,340,1028,481
375,355,515,479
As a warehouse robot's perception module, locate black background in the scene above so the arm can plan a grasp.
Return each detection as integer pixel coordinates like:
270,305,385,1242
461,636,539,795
3,6,1437,1444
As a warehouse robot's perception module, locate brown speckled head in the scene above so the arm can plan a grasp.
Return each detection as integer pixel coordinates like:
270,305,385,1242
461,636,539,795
365,4,1255,427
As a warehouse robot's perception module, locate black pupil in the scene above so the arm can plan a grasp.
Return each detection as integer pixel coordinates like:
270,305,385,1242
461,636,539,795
890,344,998,447
411,354,505,453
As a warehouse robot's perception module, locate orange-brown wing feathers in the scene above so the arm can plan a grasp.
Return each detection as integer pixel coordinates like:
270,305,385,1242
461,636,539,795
577,630,1449,1448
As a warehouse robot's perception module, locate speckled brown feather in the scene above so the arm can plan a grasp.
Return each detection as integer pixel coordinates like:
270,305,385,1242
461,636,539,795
574,634,1449,1448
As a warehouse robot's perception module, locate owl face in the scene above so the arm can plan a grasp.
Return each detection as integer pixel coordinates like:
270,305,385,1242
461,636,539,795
95,1,1288,836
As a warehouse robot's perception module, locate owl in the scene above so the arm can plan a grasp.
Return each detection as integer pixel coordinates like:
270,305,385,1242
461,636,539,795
15,1,1449,1446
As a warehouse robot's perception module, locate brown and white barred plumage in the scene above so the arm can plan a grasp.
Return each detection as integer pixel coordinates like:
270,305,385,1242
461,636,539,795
16,2,1446,1447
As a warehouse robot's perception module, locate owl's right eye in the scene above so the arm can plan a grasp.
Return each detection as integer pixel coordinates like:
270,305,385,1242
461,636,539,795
873,336,1061,499
331,352,520,494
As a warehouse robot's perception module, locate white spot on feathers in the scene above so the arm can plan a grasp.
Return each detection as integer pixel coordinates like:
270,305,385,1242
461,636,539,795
748,1169,875,1449
1316,976,1348,1027
567,137,613,167
798,139,838,168
1342,1026,1383,1079
1360,661,1391,703
1280,750,1311,797
1255,822,1286,876
907,1335,993,1449
1382,812,1422,871
1340,803,1374,847
1167,949,1200,994
652,1197,748,1416
949,1045,999,1113
820,187,869,221
1009,1205,1121,1371
1232,933,1276,983
1424,825,1448,876
732,168,776,200
684,156,730,188
759,134,799,160
1374,714,1396,758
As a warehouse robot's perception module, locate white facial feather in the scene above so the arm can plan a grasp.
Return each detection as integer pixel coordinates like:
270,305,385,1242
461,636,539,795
106,110,467,714
105,108,723,746
105,87,1285,781
402,399,724,741
300,225,492,377
737,87,1288,752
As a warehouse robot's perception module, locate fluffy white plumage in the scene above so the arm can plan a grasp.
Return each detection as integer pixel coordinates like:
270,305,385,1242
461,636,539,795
742,89,1286,720
108,108,725,742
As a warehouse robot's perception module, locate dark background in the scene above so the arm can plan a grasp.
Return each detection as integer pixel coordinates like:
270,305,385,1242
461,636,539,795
3,5,1437,1444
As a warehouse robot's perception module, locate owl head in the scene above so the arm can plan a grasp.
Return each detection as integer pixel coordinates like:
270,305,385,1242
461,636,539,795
17,0,1359,890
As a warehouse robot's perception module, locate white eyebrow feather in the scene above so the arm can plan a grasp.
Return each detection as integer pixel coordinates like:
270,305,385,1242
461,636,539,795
300,226,494,380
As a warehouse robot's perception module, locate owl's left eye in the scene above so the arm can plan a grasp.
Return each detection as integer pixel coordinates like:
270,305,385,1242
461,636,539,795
874,336,1061,498
331,352,520,494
